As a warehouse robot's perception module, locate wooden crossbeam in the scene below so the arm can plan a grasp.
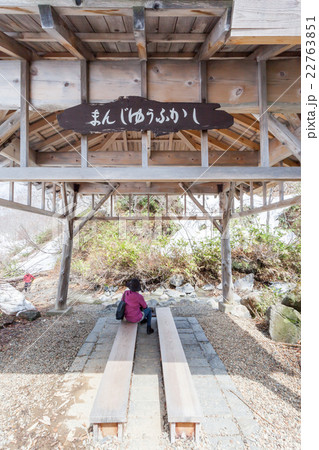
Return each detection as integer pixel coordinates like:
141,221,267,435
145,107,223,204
35,149,258,167
133,6,147,61
0,166,301,182
248,44,295,61
0,30,33,60
38,5,94,61
0,2,232,16
180,182,222,232
231,195,301,218
196,8,231,60
5,32,207,44
0,196,64,218
78,182,220,195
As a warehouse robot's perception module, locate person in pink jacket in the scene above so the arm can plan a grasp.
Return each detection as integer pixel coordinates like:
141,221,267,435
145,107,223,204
123,278,154,335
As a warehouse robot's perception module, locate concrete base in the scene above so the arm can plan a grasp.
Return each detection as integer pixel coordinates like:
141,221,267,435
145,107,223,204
46,306,73,316
218,302,236,313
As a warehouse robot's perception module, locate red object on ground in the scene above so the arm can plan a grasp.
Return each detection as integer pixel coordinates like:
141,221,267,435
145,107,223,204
123,290,147,323
23,274,35,283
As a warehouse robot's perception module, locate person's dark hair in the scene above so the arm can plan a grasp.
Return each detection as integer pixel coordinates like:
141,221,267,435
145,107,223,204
126,278,141,292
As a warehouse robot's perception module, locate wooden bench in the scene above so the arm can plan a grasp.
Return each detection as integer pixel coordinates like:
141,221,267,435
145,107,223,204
89,321,138,441
156,308,203,443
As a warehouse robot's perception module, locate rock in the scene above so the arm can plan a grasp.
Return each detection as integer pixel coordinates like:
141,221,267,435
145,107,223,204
165,289,184,298
17,309,41,321
176,283,195,294
147,299,158,308
229,304,251,319
100,294,112,302
169,273,184,287
269,282,296,295
202,284,215,291
205,298,219,309
112,293,123,301
160,294,169,301
234,273,254,293
268,304,301,344
281,292,301,312
0,283,36,315
152,287,165,296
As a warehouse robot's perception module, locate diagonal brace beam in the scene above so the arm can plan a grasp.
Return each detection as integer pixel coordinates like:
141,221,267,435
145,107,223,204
73,184,119,236
180,182,222,232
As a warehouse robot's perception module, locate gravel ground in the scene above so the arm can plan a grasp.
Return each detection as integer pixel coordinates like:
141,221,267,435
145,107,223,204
172,303,301,450
0,297,300,449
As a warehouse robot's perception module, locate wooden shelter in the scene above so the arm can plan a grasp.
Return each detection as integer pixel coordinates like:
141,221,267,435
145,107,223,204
0,0,301,311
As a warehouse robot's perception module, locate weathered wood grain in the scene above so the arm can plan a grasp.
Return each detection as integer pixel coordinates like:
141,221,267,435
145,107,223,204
0,59,301,112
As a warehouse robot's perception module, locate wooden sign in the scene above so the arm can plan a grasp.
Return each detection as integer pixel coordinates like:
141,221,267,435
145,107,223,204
57,96,233,135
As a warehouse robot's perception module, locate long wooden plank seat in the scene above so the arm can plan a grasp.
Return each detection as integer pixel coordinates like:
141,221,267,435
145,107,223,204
89,321,138,441
156,308,203,443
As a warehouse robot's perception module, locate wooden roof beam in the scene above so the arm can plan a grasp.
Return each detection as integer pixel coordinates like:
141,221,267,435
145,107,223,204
0,166,301,182
248,44,296,61
254,113,301,162
196,8,231,61
38,5,94,61
133,6,147,61
0,30,33,60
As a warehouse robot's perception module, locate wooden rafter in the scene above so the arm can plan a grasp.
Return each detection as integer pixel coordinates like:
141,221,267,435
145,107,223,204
0,110,20,146
196,8,231,61
0,30,33,60
38,5,94,61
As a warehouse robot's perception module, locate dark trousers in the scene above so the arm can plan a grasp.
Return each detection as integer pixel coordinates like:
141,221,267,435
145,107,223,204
142,307,152,327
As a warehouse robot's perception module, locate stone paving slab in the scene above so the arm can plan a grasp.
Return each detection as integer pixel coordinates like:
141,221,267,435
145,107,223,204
64,315,260,449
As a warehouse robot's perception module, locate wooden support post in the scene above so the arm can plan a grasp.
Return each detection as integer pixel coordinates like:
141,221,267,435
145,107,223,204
263,182,267,206
80,60,89,168
52,183,56,212
257,60,270,167
220,183,235,304
184,194,187,216
279,181,284,201
92,194,95,209
27,182,32,206
140,58,149,167
56,191,77,310
9,178,14,202
200,61,209,167
110,194,113,217
41,182,45,210
250,181,254,209
165,194,168,215
20,60,29,168
240,184,243,212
